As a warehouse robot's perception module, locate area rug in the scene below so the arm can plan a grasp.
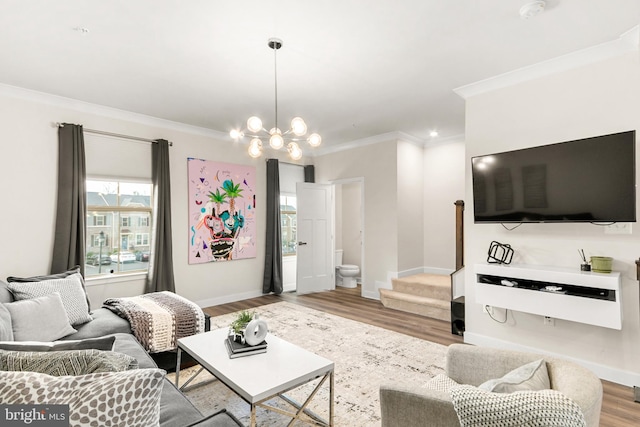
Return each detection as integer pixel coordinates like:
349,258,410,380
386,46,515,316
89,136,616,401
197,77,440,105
167,302,446,426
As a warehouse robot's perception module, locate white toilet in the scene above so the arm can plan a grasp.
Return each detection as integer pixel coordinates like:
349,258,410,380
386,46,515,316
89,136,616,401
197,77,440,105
335,249,360,288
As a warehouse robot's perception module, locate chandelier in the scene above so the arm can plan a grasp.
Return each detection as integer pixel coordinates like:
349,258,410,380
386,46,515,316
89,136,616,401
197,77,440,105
230,38,321,160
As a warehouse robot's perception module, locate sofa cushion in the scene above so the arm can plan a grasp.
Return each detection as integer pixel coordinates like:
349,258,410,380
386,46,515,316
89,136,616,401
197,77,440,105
0,304,12,341
7,265,91,311
7,273,92,326
0,348,137,375
479,359,550,393
4,293,77,341
450,384,586,427
0,335,115,352
60,307,132,340
0,368,165,427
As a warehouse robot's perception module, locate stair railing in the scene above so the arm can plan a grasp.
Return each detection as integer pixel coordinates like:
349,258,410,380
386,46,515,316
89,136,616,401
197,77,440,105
450,200,465,300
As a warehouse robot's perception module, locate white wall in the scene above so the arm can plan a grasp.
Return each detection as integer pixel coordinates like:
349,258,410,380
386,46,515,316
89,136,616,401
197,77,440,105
0,85,299,308
315,140,398,299
340,182,362,268
397,141,425,273
463,52,640,386
423,138,466,271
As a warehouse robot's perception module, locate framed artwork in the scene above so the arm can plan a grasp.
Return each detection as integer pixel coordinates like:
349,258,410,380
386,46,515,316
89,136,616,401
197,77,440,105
187,158,257,264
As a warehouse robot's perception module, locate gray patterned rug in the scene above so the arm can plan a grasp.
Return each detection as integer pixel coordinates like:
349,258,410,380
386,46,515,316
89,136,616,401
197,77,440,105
167,301,446,426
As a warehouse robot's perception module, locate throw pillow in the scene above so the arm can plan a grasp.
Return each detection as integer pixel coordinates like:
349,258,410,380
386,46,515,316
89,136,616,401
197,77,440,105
4,293,77,341
425,374,460,393
0,348,138,375
0,304,13,341
0,335,116,352
7,272,92,326
6,266,91,312
479,359,550,393
0,368,164,427
450,385,586,427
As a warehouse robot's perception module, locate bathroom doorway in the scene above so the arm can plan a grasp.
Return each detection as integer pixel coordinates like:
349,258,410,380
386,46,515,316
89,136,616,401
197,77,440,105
333,178,365,297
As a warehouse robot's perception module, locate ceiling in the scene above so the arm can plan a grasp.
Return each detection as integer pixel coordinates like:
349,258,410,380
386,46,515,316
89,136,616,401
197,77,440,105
1,1,639,154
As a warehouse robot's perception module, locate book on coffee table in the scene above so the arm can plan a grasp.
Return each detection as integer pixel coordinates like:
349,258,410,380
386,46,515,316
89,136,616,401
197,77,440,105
224,336,268,358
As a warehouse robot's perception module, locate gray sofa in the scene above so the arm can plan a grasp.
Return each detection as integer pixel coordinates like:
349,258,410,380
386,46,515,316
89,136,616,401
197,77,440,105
380,343,603,427
0,280,241,427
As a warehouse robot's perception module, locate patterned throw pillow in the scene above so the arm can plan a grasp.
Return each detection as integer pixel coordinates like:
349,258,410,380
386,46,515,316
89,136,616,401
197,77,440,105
7,273,92,326
450,385,586,427
0,369,165,427
425,373,460,393
7,266,91,312
0,349,138,375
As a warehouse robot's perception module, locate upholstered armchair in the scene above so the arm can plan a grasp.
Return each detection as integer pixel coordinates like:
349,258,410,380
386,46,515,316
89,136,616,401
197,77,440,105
380,343,602,427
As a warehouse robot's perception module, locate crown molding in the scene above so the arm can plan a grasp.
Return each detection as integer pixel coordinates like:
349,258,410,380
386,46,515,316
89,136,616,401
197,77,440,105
311,131,427,157
424,133,465,148
454,25,640,99
0,83,230,140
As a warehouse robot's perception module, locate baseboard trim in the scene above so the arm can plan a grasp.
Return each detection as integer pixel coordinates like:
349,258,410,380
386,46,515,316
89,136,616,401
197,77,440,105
464,332,640,387
195,290,264,309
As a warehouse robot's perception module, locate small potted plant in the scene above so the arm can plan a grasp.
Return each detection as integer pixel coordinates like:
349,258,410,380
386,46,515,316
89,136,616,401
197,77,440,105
229,310,254,344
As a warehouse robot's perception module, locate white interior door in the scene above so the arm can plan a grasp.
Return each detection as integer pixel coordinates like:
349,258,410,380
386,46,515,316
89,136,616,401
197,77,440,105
296,182,334,294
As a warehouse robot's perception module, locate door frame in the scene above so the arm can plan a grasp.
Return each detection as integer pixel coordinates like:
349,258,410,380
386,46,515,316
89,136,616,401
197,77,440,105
331,177,365,297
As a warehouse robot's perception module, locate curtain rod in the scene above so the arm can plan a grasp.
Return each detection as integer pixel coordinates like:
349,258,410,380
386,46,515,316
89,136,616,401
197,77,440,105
56,122,173,146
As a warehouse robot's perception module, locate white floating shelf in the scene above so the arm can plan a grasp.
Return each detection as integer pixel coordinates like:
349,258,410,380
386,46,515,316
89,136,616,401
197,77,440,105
475,263,622,330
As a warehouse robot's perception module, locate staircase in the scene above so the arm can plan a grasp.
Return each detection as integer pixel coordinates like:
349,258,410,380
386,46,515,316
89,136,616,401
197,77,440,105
379,273,451,321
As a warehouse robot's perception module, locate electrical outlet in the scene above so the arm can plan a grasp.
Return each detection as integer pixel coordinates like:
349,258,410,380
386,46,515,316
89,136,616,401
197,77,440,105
605,223,632,235
543,316,555,326
483,305,493,315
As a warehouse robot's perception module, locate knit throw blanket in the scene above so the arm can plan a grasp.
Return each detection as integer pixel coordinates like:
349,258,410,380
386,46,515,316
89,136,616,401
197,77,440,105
103,291,205,353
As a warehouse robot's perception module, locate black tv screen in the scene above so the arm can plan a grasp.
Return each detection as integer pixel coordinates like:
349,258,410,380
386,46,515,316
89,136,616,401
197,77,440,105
472,130,636,223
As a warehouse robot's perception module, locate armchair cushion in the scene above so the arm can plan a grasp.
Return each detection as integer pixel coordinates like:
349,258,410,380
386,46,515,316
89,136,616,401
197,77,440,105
479,359,550,393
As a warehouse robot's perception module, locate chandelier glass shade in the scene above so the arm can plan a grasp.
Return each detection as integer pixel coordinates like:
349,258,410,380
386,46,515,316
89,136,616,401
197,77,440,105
230,38,321,160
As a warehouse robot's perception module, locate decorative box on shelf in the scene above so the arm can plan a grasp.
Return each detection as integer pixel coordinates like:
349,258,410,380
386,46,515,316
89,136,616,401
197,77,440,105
475,263,622,330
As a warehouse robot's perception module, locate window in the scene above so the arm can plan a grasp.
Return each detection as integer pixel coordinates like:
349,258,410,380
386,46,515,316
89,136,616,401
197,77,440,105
135,233,149,246
280,195,297,256
86,180,153,277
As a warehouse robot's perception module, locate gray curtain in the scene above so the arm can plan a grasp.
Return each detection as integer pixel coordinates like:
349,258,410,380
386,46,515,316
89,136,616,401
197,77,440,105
146,139,176,293
304,165,315,183
51,124,86,275
263,159,283,294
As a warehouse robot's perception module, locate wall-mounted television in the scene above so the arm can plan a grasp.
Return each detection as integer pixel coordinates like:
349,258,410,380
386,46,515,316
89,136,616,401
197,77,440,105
471,130,636,224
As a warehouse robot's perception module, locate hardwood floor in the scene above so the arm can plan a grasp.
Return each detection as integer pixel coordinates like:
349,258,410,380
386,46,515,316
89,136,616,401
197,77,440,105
203,286,640,427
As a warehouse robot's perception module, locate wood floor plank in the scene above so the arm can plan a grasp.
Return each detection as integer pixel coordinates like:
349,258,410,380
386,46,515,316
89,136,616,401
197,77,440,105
203,286,640,426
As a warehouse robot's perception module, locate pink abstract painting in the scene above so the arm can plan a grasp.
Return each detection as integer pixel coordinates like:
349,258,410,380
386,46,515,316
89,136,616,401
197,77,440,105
187,158,257,264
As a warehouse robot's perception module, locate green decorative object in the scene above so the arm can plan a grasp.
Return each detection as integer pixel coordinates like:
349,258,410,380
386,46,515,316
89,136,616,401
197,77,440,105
229,310,255,344
590,256,613,273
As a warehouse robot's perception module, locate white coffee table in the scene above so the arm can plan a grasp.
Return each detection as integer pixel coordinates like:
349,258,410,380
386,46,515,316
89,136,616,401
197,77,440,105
175,328,334,426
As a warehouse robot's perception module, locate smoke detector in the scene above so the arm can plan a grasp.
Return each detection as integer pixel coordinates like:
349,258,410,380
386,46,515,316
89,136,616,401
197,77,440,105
520,1,546,19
